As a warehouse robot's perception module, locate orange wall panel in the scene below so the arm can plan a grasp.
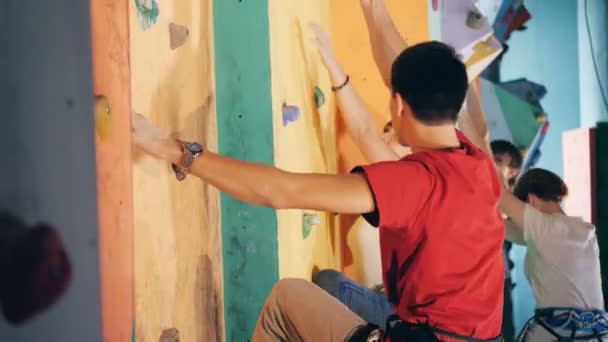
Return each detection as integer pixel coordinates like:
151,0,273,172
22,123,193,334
332,0,430,282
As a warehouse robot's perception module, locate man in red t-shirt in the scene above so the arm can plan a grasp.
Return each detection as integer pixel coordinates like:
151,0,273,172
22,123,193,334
131,11,504,342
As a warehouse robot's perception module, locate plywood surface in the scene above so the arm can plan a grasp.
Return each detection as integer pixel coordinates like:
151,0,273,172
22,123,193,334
332,0,430,283
269,0,342,280
90,0,135,341
129,1,223,341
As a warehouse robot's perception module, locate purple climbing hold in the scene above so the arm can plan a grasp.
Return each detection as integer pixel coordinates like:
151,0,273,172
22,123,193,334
282,104,301,127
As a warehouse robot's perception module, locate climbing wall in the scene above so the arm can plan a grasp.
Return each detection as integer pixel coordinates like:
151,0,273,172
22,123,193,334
129,0,224,341
332,0,431,286
432,0,503,83
269,1,341,280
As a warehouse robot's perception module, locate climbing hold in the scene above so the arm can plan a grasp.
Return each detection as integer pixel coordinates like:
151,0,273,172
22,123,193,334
465,7,485,30
535,112,548,122
169,23,189,50
0,213,72,324
465,40,494,68
135,0,159,31
314,87,325,108
94,95,112,141
282,104,301,127
302,213,320,239
159,328,180,342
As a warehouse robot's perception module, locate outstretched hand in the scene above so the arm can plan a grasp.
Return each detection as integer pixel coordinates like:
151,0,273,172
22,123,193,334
309,23,339,69
131,112,177,161
309,22,348,85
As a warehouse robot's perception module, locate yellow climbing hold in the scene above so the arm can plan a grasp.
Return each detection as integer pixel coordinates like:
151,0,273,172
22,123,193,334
95,95,112,141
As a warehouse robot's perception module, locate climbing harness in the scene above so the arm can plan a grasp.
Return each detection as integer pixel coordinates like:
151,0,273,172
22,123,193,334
516,307,608,341
346,314,502,342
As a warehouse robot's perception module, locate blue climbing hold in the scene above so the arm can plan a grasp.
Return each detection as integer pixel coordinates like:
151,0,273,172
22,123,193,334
282,104,301,126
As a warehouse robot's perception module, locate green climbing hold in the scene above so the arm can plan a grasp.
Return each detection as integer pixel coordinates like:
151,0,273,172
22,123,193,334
302,213,320,239
314,87,325,108
302,224,313,239
135,0,159,31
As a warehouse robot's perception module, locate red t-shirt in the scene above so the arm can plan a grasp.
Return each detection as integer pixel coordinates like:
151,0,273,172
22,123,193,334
353,130,504,339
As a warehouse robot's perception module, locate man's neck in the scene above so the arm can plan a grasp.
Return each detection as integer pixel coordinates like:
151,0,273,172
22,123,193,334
408,125,460,154
542,202,566,215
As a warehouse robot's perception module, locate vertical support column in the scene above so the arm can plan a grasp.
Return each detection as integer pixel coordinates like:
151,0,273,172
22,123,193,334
562,128,597,225
596,123,608,307
213,1,279,341
91,0,134,340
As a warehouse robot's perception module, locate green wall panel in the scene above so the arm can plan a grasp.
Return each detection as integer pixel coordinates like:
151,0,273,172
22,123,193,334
493,84,542,149
213,1,279,341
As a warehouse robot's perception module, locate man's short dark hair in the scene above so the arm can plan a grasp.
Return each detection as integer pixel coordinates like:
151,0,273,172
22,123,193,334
513,168,568,203
490,140,523,169
390,41,468,125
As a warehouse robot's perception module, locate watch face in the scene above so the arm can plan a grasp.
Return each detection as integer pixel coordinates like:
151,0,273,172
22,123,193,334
185,142,203,154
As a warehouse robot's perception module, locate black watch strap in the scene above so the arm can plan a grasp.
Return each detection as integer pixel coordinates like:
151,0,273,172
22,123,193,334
171,163,187,181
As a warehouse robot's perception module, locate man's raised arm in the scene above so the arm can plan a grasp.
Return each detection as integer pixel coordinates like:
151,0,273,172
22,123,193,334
132,113,376,215
458,79,492,155
361,0,408,88
311,24,399,163
456,80,527,241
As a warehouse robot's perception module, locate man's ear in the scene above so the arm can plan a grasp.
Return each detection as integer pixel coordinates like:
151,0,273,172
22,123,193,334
394,93,406,119
528,193,538,206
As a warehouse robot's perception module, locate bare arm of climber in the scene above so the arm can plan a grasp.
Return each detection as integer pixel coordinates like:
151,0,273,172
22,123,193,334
456,82,527,238
504,218,525,245
458,79,491,154
361,0,408,88
497,178,526,236
131,113,376,214
310,24,399,163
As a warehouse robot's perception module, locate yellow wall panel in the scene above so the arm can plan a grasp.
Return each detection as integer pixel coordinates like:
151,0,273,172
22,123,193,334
129,1,224,341
269,0,342,279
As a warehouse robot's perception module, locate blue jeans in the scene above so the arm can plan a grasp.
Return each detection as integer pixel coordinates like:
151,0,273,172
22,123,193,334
313,269,395,327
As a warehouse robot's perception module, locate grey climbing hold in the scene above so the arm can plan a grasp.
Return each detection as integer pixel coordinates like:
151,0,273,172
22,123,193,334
169,23,189,50
466,7,485,29
159,328,179,342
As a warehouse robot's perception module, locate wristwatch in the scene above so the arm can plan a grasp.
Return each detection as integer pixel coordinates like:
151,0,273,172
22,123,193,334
171,141,204,181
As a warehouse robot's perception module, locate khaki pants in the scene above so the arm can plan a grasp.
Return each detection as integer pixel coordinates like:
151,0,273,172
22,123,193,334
252,278,365,341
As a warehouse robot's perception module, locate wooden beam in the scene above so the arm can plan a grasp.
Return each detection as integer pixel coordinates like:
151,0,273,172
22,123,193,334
90,0,135,340
562,127,597,225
